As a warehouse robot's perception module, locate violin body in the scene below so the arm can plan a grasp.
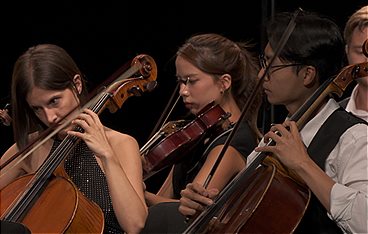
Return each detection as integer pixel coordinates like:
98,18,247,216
1,172,104,233
142,102,230,180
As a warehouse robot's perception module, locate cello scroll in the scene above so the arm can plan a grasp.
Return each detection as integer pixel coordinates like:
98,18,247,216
103,54,158,113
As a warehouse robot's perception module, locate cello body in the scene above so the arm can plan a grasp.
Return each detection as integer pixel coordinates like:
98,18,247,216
1,171,104,233
205,161,310,233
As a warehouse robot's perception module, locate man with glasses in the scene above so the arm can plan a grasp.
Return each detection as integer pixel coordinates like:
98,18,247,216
178,10,367,234
254,10,367,233
259,53,302,75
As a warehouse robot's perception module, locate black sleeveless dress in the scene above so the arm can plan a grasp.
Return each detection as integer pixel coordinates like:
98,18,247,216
50,139,123,233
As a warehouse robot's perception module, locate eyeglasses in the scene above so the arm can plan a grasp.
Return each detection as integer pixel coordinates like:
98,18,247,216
259,54,302,72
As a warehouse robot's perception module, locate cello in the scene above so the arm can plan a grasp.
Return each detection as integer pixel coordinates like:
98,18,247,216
183,59,368,233
0,54,157,233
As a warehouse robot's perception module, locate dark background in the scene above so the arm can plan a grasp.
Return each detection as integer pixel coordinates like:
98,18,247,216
1,0,366,189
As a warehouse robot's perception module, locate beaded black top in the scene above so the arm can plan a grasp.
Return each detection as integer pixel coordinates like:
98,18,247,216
50,139,123,233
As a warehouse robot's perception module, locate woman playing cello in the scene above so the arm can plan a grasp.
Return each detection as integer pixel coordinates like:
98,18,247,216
142,33,262,233
0,44,147,233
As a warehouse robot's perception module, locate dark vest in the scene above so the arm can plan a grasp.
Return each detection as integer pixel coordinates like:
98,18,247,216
339,97,350,109
295,108,367,233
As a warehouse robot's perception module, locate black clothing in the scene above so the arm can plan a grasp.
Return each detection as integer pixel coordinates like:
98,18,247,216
142,202,188,234
172,121,257,198
1,221,31,234
50,140,123,234
142,121,258,233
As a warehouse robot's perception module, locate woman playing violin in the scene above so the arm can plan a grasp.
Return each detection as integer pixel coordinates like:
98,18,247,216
0,44,147,234
180,11,368,233
142,33,262,233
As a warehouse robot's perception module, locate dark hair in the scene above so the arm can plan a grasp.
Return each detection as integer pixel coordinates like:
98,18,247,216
266,11,345,84
11,44,88,149
177,33,262,137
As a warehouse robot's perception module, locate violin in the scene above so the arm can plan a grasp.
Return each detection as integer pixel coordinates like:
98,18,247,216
141,101,231,181
0,54,157,233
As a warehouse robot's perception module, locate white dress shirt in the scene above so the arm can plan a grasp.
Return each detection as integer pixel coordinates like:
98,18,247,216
345,84,368,122
247,99,368,233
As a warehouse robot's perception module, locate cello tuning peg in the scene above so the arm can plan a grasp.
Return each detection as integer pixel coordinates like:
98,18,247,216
128,86,143,96
145,81,158,92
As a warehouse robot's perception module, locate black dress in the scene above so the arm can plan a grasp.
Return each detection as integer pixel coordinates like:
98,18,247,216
50,139,123,233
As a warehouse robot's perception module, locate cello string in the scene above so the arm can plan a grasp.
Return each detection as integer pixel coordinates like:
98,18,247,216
2,55,158,222
3,94,109,221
